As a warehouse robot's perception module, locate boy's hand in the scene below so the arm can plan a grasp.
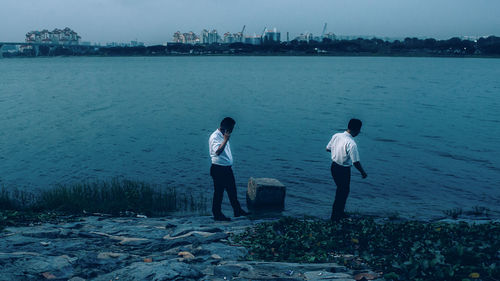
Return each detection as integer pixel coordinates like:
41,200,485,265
223,131,231,141
361,172,367,179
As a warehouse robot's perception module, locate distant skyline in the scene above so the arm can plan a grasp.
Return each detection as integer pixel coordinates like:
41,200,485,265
1,0,500,45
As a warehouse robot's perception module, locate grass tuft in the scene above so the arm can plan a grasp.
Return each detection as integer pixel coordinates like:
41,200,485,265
0,179,207,230
443,207,463,219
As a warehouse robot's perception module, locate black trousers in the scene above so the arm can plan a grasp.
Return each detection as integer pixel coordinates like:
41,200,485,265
330,162,351,220
210,164,242,216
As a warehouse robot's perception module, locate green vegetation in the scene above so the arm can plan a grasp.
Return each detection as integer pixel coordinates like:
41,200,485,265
443,208,464,219
1,179,207,230
6,36,500,58
442,206,492,219
0,210,65,230
233,216,500,281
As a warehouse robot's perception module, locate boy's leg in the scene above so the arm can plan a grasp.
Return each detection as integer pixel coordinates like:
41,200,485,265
210,165,226,217
224,167,244,215
331,163,351,220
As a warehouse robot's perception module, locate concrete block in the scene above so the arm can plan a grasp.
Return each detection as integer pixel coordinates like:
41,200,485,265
246,177,286,211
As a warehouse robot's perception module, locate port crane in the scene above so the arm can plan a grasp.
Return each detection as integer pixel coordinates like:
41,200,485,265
322,23,327,38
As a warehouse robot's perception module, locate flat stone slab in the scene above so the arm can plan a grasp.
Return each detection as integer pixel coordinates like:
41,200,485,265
304,271,354,280
0,215,364,281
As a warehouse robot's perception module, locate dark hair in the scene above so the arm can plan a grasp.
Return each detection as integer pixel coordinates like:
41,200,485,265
220,117,236,129
348,118,362,132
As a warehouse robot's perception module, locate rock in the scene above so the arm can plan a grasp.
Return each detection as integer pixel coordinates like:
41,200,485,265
11,255,76,279
21,229,61,239
354,272,379,280
165,222,176,229
178,251,195,259
68,277,86,281
59,229,73,238
246,177,286,211
42,272,57,279
0,251,40,259
201,243,248,261
163,231,228,247
77,231,103,239
170,226,223,237
96,252,127,260
90,231,150,245
164,244,195,255
65,223,85,229
211,254,222,260
213,264,243,278
304,271,354,280
93,259,202,281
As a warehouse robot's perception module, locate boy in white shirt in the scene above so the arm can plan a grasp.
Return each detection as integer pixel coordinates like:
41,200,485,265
209,117,249,221
326,118,367,221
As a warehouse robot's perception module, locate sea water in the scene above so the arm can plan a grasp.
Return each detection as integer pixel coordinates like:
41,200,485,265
1,56,499,219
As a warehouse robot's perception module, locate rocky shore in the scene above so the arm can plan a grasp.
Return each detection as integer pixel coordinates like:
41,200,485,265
0,215,378,281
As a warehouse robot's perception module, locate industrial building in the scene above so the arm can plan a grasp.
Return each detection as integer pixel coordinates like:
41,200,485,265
25,27,81,45
263,28,281,43
173,31,200,44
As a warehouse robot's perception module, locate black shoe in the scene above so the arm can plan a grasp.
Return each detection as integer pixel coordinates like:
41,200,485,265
234,209,250,217
330,213,349,222
214,214,231,221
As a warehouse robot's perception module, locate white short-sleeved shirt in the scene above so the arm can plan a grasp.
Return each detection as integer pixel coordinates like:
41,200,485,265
326,131,360,167
209,129,233,166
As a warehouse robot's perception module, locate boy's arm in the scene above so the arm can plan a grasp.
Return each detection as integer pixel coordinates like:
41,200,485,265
215,132,231,155
353,161,367,178
326,137,333,152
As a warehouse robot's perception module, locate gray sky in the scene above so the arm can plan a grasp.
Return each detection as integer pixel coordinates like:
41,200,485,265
1,0,499,45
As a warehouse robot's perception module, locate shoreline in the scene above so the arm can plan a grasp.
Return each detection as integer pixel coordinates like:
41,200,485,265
3,53,500,59
1,212,498,281
3,36,500,59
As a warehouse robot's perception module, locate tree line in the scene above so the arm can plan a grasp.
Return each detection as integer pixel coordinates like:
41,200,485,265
6,36,500,57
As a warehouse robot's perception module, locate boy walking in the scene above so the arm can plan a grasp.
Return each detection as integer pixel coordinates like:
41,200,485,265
326,118,367,221
209,117,249,221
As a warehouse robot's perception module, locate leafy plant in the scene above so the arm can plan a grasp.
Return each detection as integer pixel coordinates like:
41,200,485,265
233,217,500,281
467,206,490,217
443,208,463,219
